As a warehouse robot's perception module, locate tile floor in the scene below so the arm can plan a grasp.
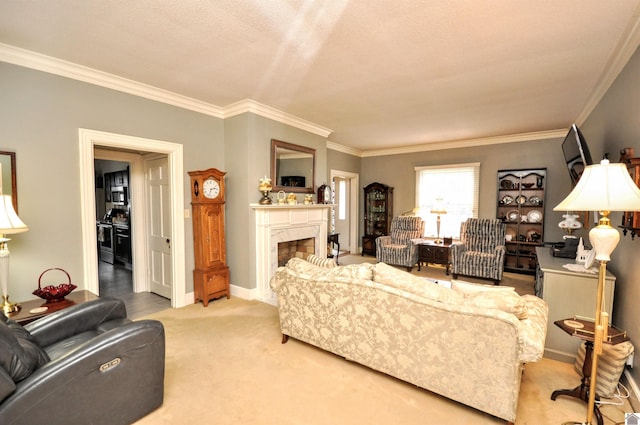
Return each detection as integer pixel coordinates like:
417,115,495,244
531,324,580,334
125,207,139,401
98,261,171,319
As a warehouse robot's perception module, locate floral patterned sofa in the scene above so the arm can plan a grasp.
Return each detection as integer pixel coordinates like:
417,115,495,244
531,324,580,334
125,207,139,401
270,257,548,424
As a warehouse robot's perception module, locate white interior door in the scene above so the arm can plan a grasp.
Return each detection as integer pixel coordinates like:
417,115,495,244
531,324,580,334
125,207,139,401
333,177,350,251
146,155,172,298
330,170,359,255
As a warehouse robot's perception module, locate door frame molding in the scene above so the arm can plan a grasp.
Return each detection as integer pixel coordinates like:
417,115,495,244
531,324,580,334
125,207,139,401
79,128,186,308
329,169,359,255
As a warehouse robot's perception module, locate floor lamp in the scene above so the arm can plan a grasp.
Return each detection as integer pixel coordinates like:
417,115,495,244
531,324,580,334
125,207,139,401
0,195,29,315
553,159,640,425
431,197,447,244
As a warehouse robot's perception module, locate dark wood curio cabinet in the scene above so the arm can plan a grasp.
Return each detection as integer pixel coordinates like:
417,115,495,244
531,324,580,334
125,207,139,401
362,182,393,256
496,168,546,274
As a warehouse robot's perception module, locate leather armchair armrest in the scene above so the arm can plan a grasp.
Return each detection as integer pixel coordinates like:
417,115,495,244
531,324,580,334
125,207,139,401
0,367,16,404
25,297,127,348
0,320,165,424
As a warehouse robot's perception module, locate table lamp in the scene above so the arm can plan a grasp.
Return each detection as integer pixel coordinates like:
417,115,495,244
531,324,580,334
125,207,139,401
430,197,447,244
0,194,28,315
554,159,640,425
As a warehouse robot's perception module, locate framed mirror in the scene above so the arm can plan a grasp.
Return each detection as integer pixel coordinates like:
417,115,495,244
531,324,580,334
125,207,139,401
271,139,315,194
0,151,17,212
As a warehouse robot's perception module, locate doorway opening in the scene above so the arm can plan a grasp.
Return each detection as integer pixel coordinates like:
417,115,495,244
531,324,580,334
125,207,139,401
330,170,359,256
79,129,186,308
95,158,134,299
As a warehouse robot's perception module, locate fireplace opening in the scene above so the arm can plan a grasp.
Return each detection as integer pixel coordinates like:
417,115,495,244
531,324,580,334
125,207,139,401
278,237,315,267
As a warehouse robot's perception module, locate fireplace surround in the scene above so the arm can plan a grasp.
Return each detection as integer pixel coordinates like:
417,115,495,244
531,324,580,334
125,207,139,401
252,204,331,305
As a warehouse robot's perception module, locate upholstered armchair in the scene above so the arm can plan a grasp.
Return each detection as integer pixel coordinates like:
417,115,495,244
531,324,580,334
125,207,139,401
0,297,165,425
451,218,506,284
376,216,425,271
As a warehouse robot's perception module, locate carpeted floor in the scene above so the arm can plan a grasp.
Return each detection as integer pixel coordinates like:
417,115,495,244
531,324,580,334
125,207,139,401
134,256,632,424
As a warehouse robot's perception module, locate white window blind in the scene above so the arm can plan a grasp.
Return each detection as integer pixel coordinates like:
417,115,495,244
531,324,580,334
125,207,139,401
414,163,480,239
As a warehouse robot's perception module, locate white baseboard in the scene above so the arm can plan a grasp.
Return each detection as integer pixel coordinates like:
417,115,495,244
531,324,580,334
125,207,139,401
624,369,640,411
183,284,256,307
230,284,257,300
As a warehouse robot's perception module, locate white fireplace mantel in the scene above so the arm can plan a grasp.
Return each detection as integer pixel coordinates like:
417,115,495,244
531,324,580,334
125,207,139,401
251,204,332,305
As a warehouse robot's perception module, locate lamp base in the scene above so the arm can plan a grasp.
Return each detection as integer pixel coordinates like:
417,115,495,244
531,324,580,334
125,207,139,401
1,294,21,315
259,191,272,205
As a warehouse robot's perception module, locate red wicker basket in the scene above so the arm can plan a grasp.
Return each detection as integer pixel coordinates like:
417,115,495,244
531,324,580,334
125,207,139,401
33,268,77,303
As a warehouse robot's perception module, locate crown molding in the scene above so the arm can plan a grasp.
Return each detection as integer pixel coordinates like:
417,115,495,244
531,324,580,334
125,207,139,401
223,99,333,137
360,129,567,157
575,9,640,124
0,43,225,118
326,141,363,157
0,43,335,138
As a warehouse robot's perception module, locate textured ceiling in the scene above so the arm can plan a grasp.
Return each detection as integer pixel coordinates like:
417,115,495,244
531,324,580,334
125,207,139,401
1,1,640,152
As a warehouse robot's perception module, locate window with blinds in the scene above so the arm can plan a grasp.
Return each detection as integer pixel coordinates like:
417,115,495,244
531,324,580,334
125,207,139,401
414,163,480,239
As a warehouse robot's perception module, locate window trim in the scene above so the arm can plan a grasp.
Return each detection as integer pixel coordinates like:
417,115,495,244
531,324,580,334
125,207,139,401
414,162,480,239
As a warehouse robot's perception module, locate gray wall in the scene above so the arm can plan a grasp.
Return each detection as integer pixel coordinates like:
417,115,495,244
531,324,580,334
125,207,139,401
0,61,224,301
360,138,572,243
581,45,640,391
225,113,328,291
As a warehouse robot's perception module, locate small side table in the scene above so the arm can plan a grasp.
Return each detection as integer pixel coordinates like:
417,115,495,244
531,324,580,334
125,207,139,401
6,290,99,325
328,233,340,265
416,240,452,274
550,317,629,425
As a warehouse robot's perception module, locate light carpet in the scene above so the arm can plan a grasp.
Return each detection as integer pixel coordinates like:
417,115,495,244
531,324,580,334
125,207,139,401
134,257,631,424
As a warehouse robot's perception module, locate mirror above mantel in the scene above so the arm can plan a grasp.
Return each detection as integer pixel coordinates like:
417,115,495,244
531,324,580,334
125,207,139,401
271,139,315,194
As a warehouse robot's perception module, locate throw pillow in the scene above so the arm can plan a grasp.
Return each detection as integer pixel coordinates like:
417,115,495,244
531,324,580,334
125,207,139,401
306,254,337,268
325,263,374,280
464,290,528,319
0,319,50,382
373,262,462,304
451,279,515,296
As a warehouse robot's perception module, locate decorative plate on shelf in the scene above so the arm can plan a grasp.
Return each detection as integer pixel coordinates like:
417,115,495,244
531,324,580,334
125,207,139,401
528,196,542,206
507,210,519,222
500,195,514,205
500,179,514,189
515,195,527,205
527,209,542,223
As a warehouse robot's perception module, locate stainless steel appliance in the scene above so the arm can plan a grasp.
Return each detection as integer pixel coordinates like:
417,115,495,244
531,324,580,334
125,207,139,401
111,186,128,206
114,224,131,266
97,222,114,264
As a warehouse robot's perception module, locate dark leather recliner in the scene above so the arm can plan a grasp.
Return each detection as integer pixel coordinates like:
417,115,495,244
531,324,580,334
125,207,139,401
0,297,165,425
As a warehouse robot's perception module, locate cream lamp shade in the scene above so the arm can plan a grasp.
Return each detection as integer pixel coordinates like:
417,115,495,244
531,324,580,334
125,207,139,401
554,159,640,261
554,159,640,212
0,195,28,234
430,197,447,215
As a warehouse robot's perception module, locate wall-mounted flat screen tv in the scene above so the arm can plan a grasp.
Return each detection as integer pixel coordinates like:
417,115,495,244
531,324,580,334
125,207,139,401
562,124,593,185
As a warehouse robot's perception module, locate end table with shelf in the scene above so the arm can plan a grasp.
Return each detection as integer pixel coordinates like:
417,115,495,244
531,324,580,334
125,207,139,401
6,290,99,325
416,240,451,274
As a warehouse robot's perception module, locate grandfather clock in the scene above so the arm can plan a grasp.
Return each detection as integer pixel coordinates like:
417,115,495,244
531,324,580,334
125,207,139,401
189,168,230,306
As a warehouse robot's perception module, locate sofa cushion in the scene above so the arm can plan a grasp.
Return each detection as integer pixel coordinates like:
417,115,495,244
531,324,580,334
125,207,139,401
0,318,50,382
306,254,337,268
464,290,528,319
285,257,374,281
373,262,462,304
451,279,515,296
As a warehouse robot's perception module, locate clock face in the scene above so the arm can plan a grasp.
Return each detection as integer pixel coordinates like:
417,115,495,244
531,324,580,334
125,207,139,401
203,178,220,199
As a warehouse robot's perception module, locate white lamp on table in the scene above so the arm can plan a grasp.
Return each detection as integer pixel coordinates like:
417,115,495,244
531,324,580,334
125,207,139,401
0,195,28,315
